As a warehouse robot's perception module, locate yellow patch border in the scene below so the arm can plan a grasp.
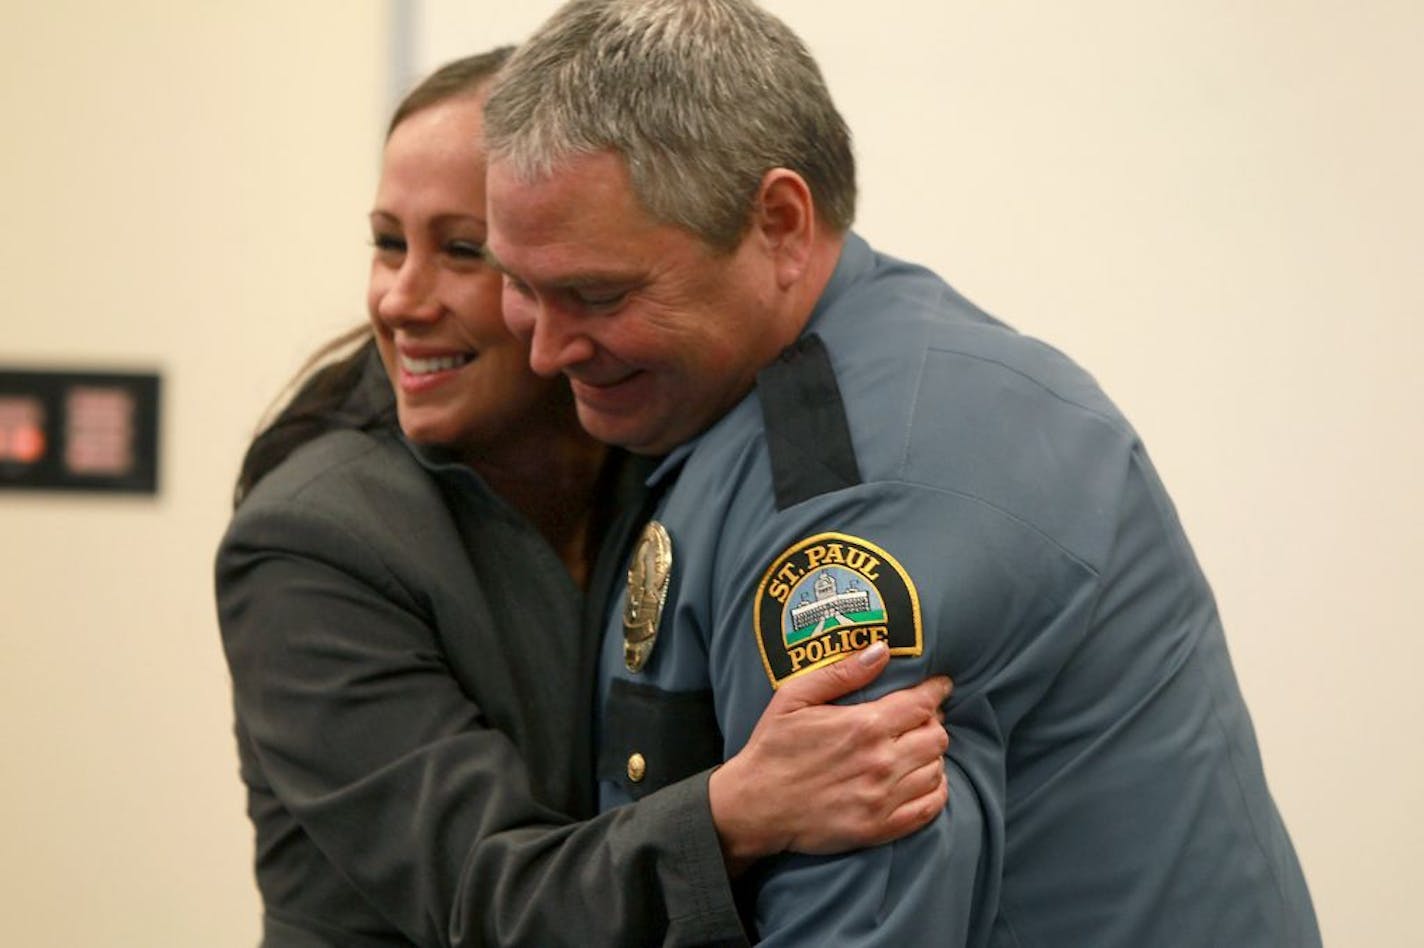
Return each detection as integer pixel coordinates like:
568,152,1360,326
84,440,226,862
753,531,923,688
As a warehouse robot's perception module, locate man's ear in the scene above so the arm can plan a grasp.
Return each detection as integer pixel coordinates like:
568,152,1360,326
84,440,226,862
752,168,815,288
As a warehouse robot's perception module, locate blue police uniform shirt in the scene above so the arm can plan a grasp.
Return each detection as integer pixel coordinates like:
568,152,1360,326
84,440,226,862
596,234,1319,946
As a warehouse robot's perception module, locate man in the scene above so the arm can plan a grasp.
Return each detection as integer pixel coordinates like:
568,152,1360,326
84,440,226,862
483,0,1321,944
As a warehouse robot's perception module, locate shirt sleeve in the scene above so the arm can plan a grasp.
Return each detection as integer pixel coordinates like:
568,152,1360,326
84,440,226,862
217,495,746,948
703,478,1100,945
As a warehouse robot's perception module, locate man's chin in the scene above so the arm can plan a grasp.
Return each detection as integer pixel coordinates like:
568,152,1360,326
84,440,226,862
574,404,667,455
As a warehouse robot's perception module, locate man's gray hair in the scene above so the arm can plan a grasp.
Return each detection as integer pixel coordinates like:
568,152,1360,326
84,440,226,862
483,0,855,251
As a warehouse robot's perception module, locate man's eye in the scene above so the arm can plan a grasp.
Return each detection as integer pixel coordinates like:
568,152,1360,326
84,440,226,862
575,289,628,312
503,275,535,298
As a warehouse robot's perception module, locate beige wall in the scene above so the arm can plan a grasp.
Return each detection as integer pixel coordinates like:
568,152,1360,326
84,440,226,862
2,0,1419,944
0,2,382,944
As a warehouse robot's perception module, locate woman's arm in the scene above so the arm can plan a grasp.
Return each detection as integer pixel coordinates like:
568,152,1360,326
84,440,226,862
219,486,947,947
711,642,951,874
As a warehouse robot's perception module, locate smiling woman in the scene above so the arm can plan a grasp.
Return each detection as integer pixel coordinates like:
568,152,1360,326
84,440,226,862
216,48,952,947
366,92,563,460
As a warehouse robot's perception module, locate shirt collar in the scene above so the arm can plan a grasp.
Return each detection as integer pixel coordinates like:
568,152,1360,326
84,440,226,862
804,231,871,334
644,439,695,490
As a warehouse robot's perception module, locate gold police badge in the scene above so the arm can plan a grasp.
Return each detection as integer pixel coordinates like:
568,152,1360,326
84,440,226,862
623,521,673,672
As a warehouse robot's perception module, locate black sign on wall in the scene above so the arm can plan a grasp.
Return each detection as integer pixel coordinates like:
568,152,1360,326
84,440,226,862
0,369,160,494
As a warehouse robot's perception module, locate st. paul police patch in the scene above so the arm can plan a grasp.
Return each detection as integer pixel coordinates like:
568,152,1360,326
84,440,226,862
754,532,922,688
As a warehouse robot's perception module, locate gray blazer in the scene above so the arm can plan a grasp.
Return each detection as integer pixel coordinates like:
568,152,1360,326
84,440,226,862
217,423,744,946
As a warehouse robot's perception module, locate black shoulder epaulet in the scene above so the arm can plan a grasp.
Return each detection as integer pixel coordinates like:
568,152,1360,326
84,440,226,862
756,333,862,510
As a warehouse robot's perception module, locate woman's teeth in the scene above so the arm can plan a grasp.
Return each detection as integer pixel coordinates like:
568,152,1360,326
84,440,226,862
401,353,471,375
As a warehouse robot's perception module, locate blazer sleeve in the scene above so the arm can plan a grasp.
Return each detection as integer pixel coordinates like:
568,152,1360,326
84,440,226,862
217,492,745,947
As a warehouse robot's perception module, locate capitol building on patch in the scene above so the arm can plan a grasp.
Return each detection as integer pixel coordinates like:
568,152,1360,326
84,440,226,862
790,570,872,633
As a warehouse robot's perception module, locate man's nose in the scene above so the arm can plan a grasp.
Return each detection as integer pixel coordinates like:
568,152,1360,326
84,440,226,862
506,290,595,377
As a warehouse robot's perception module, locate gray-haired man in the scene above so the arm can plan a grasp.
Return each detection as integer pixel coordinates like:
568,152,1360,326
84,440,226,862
483,1,1320,943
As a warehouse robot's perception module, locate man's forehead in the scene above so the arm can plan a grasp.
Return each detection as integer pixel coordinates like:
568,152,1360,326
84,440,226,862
483,220,651,289
485,153,669,280
484,154,540,194
488,156,597,236
482,243,642,288
488,150,624,196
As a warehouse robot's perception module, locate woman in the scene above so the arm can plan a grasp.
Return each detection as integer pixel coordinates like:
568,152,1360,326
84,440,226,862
218,49,950,947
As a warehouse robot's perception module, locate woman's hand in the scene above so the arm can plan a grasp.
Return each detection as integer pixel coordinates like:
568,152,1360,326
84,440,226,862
707,642,952,874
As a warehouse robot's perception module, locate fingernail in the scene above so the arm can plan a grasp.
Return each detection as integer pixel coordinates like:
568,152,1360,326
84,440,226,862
856,641,888,666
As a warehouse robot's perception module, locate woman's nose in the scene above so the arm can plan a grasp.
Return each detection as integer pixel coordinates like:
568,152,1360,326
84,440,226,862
377,258,442,325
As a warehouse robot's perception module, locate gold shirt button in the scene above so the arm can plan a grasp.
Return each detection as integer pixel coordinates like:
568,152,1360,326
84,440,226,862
627,752,647,783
